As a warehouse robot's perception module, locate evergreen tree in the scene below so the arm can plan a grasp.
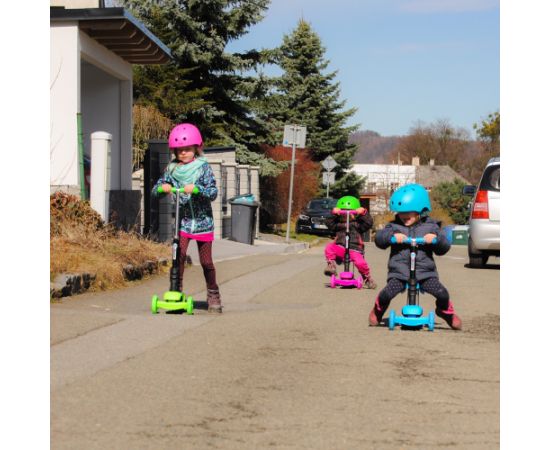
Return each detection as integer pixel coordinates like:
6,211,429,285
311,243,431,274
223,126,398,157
259,19,363,197
122,0,283,174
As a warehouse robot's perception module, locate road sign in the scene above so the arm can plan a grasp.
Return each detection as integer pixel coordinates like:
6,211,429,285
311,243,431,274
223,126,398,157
322,171,335,186
321,155,338,172
282,125,307,149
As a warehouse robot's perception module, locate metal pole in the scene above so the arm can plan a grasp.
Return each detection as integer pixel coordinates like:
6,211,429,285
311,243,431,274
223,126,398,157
285,126,297,243
326,176,330,198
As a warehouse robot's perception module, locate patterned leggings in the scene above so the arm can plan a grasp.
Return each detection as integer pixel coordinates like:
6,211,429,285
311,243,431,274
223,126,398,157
178,237,219,291
377,277,450,311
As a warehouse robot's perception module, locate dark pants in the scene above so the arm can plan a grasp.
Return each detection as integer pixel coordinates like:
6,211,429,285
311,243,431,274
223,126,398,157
178,237,219,291
377,277,450,311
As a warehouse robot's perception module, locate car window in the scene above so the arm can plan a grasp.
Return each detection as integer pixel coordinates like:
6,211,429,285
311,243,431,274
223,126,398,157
308,199,337,210
480,165,500,192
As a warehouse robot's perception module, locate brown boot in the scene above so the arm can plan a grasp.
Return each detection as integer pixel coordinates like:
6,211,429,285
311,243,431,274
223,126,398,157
207,289,222,313
368,297,388,326
363,275,377,289
324,260,337,276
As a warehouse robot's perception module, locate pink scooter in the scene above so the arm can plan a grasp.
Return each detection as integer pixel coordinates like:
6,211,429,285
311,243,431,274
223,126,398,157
330,209,363,289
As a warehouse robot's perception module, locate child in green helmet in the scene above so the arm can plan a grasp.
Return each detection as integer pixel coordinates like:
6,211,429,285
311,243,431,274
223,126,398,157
324,195,377,289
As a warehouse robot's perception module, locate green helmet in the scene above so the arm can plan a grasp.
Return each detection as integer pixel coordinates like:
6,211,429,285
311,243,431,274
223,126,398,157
336,195,360,210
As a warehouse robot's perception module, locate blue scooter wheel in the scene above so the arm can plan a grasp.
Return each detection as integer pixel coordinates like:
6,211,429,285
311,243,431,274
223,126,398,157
428,311,435,331
388,310,396,330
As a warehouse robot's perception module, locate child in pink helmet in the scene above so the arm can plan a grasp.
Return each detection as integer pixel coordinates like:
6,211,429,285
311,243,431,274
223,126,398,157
153,123,222,313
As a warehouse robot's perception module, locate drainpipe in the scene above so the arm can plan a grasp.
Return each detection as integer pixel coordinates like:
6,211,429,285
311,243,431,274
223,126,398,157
77,113,86,199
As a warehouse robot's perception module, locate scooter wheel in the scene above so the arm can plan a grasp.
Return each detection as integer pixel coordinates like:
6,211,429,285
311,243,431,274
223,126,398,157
388,310,396,330
151,295,159,314
330,275,336,288
186,296,194,315
428,311,435,331
356,278,363,289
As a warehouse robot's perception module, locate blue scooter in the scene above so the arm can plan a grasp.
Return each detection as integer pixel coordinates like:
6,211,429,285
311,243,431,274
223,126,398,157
388,236,436,331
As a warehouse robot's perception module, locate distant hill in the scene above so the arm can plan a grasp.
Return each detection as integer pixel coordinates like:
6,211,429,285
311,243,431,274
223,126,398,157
349,130,403,164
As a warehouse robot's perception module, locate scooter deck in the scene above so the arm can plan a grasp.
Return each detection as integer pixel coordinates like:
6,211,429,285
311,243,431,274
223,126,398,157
389,309,435,331
151,291,194,314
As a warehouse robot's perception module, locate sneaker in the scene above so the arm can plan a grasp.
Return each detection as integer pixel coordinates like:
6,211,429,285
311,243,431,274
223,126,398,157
207,289,223,313
363,276,377,290
324,260,337,276
435,309,462,330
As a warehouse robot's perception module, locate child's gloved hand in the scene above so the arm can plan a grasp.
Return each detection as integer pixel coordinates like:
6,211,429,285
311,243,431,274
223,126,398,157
393,233,408,243
356,207,366,215
423,233,437,244
332,207,341,215
183,184,196,194
161,183,173,193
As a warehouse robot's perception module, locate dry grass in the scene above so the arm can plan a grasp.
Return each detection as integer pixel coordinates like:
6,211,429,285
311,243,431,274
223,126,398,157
50,192,169,291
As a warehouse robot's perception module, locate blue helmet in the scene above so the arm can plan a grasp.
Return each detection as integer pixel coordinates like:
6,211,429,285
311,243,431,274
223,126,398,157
389,183,431,214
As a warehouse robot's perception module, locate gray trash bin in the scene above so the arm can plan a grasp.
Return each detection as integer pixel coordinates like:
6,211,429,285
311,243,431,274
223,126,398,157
229,195,258,245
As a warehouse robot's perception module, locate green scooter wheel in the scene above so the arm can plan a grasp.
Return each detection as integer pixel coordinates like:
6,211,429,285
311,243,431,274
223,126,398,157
185,296,194,315
151,295,159,314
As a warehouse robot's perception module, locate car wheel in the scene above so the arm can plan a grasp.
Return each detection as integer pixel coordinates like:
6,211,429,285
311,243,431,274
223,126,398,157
468,237,488,268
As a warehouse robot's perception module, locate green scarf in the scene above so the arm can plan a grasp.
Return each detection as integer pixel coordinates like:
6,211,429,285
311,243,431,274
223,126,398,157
168,157,207,186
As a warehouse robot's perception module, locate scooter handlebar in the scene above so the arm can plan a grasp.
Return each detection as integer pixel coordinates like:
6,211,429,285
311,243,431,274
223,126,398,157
390,236,437,245
157,186,199,195
333,209,360,216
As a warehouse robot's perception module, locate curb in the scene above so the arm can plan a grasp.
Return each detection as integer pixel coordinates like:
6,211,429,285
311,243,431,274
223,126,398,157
50,258,175,300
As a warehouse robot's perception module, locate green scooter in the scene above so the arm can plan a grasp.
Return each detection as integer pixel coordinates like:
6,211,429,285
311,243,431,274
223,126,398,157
151,186,198,315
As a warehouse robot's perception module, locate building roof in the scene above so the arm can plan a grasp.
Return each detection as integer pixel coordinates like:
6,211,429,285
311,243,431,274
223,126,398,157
50,7,171,64
416,165,469,189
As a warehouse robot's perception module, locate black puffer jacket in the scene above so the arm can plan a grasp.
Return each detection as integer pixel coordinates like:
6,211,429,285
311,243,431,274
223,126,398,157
326,211,374,252
375,216,450,282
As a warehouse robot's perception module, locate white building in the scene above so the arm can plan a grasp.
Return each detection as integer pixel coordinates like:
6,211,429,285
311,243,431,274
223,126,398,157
50,1,171,227
350,157,468,214
352,163,416,194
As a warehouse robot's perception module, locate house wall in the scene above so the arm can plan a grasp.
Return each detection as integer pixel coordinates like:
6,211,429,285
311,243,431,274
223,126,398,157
50,24,133,193
79,31,133,191
81,62,120,189
352,164,417,191
50,22,80,190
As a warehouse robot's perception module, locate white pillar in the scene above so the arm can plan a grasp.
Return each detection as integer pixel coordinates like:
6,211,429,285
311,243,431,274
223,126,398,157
90,131,112,222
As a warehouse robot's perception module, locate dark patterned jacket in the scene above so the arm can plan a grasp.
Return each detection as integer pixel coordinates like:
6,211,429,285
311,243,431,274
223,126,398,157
326,211,374,252
375,216,450,281
153,162,218,235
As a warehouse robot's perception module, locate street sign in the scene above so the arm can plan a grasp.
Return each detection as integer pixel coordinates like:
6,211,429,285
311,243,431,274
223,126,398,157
283,125,307,149
321,155,338,172
322,171,335,186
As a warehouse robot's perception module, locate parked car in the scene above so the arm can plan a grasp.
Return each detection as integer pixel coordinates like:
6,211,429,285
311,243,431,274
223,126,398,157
295,198,337,235
462,157,500,267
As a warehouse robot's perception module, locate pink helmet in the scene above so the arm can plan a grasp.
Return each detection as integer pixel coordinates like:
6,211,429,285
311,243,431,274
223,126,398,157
168,123,203,148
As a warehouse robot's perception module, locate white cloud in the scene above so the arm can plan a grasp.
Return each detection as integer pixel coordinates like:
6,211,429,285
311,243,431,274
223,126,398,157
397,0,499,13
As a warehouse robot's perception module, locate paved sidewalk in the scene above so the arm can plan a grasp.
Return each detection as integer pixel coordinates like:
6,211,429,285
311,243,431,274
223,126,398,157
186,236,310,264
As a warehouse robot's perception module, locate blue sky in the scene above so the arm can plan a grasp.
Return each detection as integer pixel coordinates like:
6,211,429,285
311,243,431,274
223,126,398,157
226,0,500,137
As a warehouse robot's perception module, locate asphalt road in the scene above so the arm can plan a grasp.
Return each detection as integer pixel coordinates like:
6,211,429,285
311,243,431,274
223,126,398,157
51,242,499,449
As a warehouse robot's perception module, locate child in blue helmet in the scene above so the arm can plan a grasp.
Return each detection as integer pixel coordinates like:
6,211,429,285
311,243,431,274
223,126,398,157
369,184,462,330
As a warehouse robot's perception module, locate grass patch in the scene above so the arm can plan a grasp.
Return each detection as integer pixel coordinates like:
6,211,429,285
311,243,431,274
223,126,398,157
51,192,169,291
270,220,331,246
